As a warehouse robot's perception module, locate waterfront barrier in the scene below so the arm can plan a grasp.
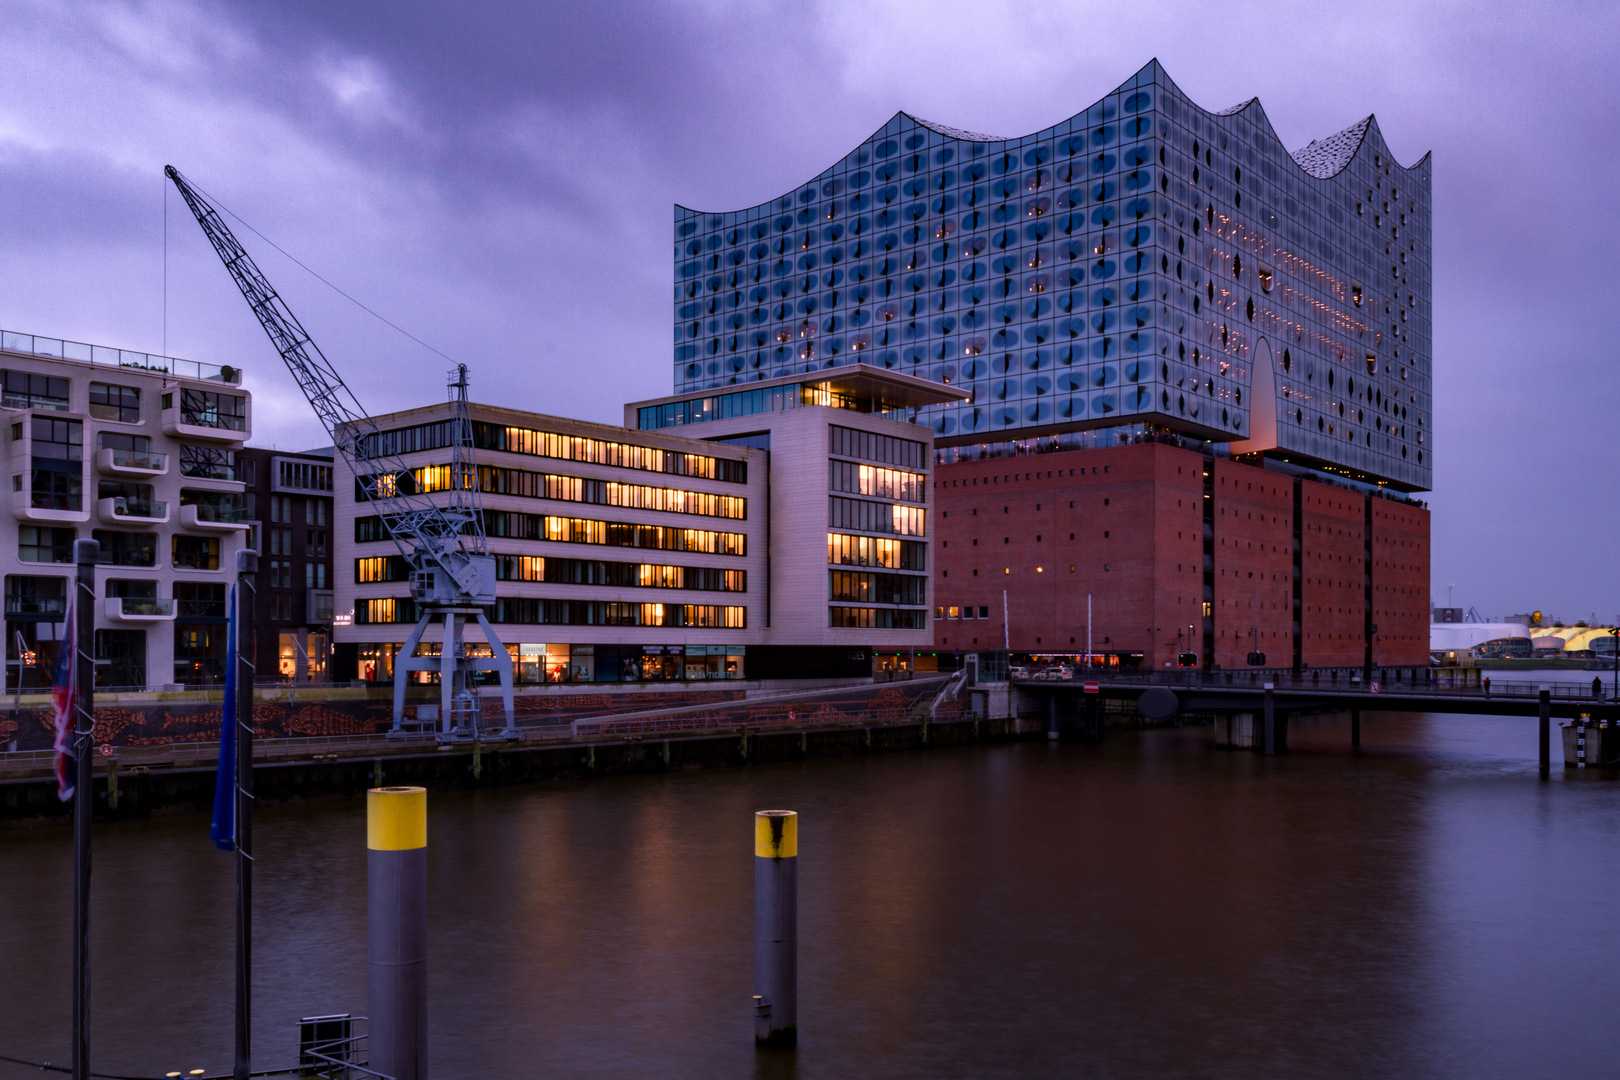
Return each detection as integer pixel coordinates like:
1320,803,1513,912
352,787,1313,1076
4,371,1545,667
754,810,798,1049
369,787,427,1080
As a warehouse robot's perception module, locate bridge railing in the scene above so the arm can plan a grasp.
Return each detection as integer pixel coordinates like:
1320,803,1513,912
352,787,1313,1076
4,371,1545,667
1031,669,1612,702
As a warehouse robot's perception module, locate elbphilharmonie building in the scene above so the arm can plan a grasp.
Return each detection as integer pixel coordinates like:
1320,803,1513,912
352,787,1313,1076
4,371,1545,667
672,60,1431,493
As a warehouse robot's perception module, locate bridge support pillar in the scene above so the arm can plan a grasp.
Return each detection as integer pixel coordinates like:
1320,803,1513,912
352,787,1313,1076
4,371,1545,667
1215,713,1257,749
1263,684,1276,756
1539,687,1550,777
1351,709,1361,749
1048,698,1059,742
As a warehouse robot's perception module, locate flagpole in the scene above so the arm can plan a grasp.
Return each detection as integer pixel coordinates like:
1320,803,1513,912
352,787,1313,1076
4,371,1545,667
234,550,258,1080
71,538,99,1080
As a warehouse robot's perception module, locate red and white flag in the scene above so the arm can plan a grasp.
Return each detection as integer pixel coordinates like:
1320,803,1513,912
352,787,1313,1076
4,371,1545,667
51,596,77,801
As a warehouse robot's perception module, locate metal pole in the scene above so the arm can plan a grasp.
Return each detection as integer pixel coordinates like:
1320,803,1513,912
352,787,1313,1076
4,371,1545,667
1263,681,1275,756
234,549,257,1080
754,810,797,1049
1086,594,1092,671
71,538,98,1080
1539,687,1550,777
369,786,428,1080
1002,590,1010,651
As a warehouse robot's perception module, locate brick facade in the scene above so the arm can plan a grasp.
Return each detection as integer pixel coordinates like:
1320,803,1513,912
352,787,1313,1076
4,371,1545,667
933,443,1429,669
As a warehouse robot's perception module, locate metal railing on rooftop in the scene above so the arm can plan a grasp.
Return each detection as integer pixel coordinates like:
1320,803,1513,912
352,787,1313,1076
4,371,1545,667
0,327,242,384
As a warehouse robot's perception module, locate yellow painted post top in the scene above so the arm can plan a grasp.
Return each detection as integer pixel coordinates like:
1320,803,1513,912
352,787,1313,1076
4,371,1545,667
755,810,797,859
368,787,427,850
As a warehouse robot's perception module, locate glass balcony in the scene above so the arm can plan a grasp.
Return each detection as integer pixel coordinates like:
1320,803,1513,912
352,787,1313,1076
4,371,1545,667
0,328,242,383
96,447,168,475
98,496,169,525
104,596,176,621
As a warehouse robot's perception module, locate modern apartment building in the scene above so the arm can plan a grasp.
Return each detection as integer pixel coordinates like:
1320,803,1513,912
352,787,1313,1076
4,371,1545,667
238,445,335,681
673,60,1432,668
0,328,251,688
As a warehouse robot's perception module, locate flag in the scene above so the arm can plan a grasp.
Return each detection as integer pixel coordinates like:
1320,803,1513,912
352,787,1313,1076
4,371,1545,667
50,595,77,802
210,585,238,851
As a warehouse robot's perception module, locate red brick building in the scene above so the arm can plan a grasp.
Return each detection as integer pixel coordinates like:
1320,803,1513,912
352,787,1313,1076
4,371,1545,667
931,440,1428,670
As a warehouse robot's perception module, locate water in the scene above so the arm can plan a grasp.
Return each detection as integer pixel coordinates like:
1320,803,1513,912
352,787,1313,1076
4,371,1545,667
1,711,1617,1079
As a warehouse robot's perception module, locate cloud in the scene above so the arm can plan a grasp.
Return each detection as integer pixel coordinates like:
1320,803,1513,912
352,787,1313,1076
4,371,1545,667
0,0,1616,614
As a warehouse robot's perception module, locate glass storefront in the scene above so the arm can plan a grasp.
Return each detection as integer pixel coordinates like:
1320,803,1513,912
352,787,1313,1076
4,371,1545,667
355,641,748,683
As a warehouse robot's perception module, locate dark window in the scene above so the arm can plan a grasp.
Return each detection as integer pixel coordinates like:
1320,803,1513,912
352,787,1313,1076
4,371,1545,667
172,534,220,570
95,628,146,688
29,417,82,510
2,371,70,410
93,529,158,567
4,575,67,619
18,526,75,563
174,622,227,684
179,444,240,481
173,582,226,619
177,389,247,431
88,382,140,423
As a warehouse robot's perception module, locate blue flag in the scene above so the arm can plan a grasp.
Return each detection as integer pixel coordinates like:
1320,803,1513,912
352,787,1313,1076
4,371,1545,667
210,584,237,851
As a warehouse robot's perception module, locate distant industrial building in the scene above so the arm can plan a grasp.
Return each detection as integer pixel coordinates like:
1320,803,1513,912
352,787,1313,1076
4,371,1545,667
670,60,1432,669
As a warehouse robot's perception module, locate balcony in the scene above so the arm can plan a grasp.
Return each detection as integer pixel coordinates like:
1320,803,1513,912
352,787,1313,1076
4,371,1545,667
103,596,176,623
307,589,335,623
95,447,167,477
10,486,87,525
97,496,170,525
180,502,250,532
162,392,251,444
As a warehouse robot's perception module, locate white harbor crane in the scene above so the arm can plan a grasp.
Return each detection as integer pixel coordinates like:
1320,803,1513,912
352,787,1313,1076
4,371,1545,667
165,166,515,739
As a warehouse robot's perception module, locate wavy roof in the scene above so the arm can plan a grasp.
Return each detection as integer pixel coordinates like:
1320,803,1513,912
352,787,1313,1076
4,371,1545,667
1290,116,1376,178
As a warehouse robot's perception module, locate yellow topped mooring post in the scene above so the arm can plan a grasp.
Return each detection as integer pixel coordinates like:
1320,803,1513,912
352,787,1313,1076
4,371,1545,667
369,787,427,1080
754,810,798,1048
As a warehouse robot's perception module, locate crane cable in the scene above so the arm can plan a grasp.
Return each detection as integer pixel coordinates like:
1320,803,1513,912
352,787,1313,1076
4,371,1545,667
170,172,461,368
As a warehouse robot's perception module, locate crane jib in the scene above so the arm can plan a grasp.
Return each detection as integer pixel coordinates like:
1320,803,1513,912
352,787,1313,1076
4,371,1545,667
165,163,514,738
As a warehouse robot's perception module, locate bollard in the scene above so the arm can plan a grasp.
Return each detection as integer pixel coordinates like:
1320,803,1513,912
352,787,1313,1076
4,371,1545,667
1538,687,1550,777
1263,683,1275,756
369,787,428,1080
754,810,797,1049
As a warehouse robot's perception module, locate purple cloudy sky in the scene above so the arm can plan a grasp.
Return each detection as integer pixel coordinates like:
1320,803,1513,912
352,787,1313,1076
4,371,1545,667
0,0,1615,619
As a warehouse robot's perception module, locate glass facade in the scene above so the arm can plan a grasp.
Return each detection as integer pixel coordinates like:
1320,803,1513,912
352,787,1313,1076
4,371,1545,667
672,60,1431,492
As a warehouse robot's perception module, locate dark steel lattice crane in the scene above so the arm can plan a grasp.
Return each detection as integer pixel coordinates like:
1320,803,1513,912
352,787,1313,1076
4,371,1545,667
165,166,515,739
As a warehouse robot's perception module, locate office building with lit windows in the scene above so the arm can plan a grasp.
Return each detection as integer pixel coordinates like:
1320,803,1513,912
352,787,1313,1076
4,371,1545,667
674,60,1432,670
0,328,251,689
334,379,953,683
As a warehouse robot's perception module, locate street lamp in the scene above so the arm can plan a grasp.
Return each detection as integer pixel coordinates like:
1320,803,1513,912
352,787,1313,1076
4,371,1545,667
1610,626,1618,703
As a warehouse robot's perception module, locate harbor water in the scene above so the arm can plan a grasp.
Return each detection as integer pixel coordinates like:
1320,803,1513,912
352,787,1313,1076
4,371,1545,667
1,707,1617,1078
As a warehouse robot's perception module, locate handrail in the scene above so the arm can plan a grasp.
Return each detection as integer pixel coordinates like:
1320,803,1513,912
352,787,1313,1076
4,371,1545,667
0,327,240,383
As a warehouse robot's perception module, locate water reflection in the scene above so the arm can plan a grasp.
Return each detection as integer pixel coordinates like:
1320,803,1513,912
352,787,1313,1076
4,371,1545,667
0,711,1615,1078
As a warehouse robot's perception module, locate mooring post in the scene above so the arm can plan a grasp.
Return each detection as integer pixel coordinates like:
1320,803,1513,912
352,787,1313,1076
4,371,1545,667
369,786,428,1080
71,538,98,1080
1263,682,1275,756
754,810,798,1049
1047,697,1059,741
1538,687,1550,778
1351,708,1361,749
